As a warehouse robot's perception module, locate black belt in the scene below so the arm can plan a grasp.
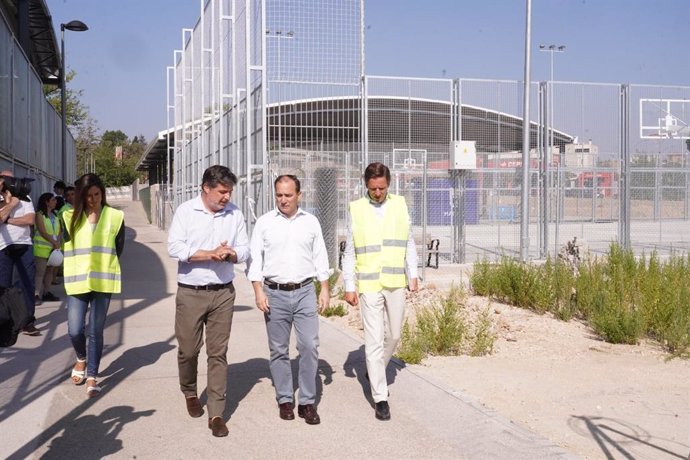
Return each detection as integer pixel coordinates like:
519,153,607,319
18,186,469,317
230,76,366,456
264,278,313,292
178,281,233,291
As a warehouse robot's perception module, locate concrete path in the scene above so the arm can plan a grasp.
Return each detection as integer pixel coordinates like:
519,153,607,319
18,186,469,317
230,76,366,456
0,200,576,459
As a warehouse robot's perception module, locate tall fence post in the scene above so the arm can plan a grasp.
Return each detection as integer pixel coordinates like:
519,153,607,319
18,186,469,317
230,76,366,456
619,84,631,249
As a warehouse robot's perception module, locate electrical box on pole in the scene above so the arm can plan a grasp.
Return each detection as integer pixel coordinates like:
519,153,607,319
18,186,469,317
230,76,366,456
451,140,477,170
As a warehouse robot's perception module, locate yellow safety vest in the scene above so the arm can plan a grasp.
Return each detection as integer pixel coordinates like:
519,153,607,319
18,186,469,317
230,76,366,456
350,194,410,293
33,213,60,259
63,206,124,295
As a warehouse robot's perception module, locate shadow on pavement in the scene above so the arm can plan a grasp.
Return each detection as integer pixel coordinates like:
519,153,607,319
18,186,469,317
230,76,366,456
343,345,404,408
38,406,156,459
569,415,690,460
3,226,176,458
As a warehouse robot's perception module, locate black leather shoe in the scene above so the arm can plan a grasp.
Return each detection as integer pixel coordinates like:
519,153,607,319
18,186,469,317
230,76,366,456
375,401,391,421
297,404,321,425
185,396,204,418
279,402,295,420
208,416,229,437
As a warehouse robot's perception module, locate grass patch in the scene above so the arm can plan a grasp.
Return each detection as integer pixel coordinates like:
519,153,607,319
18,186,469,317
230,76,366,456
396,285,497,364
320,303,348,318
472,243,690,356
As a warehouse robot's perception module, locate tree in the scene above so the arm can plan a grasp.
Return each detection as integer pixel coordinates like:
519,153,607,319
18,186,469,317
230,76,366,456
44,69,89,132
90,130,143,187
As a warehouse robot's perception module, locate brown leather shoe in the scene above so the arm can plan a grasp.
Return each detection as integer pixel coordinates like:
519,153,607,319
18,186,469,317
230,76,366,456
297,404,321,425
185,396,204,418
279,402,295,420
208,416,229,437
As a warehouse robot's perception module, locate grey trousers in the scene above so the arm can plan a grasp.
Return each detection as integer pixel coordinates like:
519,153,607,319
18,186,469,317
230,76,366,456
264,283,320,405
175,284,236,419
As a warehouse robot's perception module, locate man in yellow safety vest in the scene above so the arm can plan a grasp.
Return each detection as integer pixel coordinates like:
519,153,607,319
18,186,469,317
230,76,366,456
343,162,418,421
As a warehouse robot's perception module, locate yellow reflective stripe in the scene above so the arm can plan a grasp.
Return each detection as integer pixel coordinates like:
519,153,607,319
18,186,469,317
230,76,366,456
92,246,116,255
90,271,121,281
64,248,92,257
34,240,52,248
356,272,380,280
381,266,406,275
354,245,381,255
382,239,407,247
64,274,88,283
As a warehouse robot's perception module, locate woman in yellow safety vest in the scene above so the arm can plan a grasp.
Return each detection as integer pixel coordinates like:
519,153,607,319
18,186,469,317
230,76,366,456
63,174,125,398
33,192,62,303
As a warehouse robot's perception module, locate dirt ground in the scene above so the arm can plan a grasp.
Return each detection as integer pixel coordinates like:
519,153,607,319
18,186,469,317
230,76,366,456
324,288,690,460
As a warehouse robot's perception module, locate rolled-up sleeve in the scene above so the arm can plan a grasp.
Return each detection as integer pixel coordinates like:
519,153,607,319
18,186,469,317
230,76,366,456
167,205,193,263
312,217,331,282
232,212,251,264
342,214,357,292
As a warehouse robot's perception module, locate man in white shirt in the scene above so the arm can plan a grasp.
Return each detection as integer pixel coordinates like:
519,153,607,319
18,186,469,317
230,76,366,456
167,165,250,437
0,171,38,336
247,174,330,425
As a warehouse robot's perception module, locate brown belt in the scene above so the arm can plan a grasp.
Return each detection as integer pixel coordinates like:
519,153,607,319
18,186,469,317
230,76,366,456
178,281,233,291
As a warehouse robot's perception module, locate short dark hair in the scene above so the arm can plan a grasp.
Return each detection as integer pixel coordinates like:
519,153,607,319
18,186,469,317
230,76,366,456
274,174,301,193
65,185,75,193
54,180,66,190
202,165,237,189
363,162,390,185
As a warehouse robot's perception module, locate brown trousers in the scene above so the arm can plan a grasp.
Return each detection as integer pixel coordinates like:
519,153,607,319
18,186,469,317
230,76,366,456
175,284,236,419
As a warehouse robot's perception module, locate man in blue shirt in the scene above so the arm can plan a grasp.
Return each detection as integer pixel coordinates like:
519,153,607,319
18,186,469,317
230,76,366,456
168,165,250,437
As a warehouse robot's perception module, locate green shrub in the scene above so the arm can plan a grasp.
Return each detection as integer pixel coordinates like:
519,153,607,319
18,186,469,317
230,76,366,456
396,321,427,364
471,258,493,296
320,303,348,318
314,269,340,298
470,308,496,356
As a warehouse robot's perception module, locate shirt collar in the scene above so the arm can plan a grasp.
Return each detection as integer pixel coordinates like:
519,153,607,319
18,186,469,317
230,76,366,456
273,207,306,220
366,192,390,206
193,194,231,215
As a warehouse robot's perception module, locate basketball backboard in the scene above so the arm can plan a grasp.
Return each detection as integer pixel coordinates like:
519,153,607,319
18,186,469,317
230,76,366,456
640,98,690,139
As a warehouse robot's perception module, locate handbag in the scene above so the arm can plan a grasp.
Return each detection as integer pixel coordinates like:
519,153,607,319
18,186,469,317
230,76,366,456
0,286,30,347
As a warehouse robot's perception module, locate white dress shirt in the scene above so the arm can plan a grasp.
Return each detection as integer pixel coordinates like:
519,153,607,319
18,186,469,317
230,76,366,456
342,194,418,292
247,207,330,284
0,200,35,250
168,195,250,285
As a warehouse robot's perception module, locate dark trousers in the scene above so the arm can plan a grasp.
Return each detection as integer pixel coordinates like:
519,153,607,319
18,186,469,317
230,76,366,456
174,284,236,419
0,244,36,324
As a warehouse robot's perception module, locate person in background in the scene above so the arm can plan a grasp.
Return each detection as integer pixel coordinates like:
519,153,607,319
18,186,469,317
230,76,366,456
0,171,39,336
53,180,66,211
247,174,330,425
54,185,75,284
342,162,418,421
167,165,249,438
33,193,62,303
62,174,125,397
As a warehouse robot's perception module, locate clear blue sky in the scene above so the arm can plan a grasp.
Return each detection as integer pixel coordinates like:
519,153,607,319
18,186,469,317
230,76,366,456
49,0,690,141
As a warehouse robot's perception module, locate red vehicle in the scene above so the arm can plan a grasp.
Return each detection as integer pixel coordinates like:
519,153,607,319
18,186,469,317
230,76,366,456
567,172,618,197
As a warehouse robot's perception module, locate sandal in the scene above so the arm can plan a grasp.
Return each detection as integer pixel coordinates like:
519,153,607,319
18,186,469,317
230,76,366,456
71,358,87,385
86,378,102,398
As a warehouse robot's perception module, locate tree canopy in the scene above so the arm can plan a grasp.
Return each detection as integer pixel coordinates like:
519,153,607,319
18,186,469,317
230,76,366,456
45,70,148,187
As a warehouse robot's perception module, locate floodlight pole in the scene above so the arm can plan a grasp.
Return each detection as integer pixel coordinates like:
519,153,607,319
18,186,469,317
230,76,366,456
520,0,533,262
539,43,565,254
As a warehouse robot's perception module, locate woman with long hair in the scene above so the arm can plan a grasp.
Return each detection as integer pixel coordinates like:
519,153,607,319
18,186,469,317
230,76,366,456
63,174,125,397
33,192,62,303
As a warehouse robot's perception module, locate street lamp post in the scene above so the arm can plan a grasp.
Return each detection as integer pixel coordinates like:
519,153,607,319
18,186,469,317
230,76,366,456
539,44,565,254
61,20,88,182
